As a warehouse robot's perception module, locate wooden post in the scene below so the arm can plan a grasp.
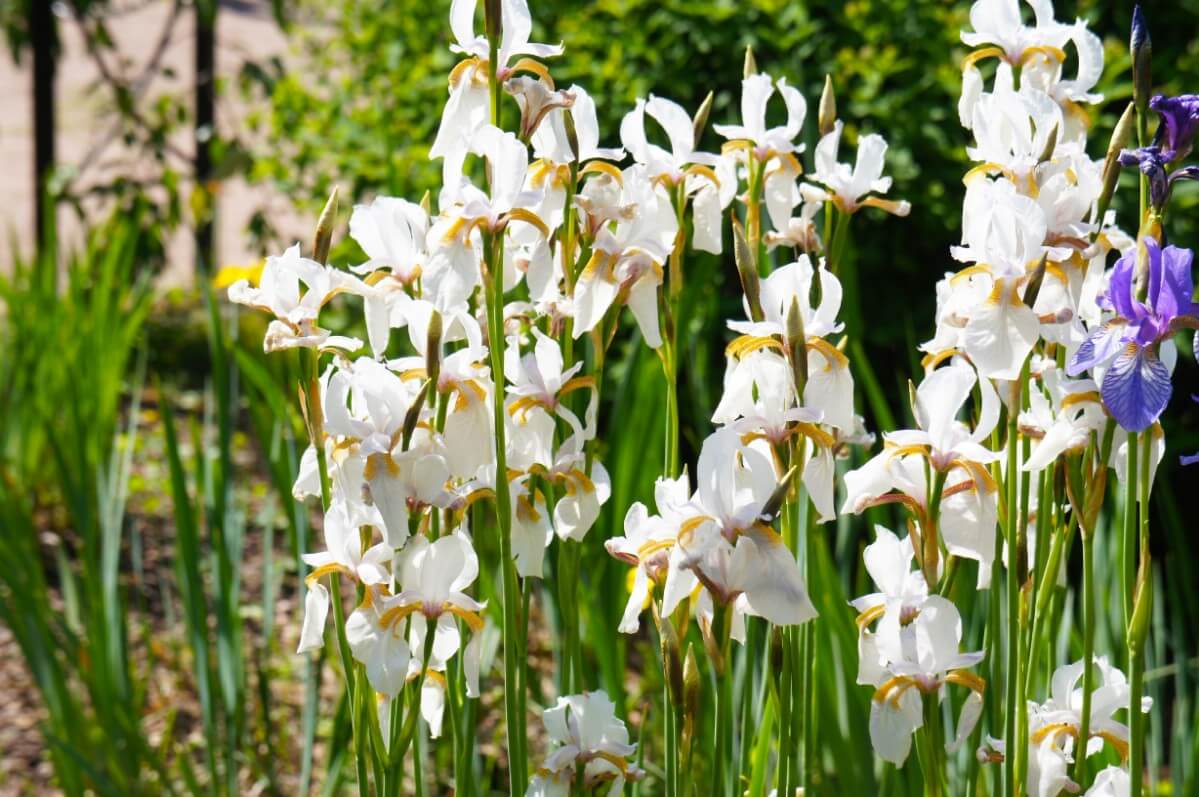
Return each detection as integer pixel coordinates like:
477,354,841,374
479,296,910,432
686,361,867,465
194,0,216,272
30,0,57,258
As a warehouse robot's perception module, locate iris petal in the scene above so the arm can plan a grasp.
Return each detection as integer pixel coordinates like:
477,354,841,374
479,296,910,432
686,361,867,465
1100,345,1172,432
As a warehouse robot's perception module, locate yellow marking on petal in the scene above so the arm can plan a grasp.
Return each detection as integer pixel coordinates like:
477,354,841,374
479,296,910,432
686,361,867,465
399,368,428,381
945,670,986,694
768,152,804,178
579,249,612,282
806,337,850,369
860,196,910,216
305,563,352,586
569,467,596,494
636,538,675,560
1021,44,1067,65
504,208,551,239
1060,391,1101,410
445,604,486,632
855,604,886,632
921,348,960,371
961,46,1006,70
725,334,784,359
580,160,624,185
950,264,993,285
684,163,722,189
379,603,421,630
794,422,836,450
886,444,930,461
677,514,715,547
508,395,548,418
508,57,554,87
559,375,597,397
448,57,483,88
963,162,1010,184
720,140,753,156
1031,722,1078,747
1097,731,1130,761
415,669,448,688
516,494,542,523
873,674,913,703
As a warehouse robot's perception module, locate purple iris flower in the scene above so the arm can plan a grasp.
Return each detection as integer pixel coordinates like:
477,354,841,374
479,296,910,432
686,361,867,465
1149,94,1199,163
1118,147,1199,211
1068,239,1196,432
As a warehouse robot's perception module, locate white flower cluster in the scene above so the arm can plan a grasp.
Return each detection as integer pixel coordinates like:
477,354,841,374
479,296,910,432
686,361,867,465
837,1,1155,787
228,0,909,770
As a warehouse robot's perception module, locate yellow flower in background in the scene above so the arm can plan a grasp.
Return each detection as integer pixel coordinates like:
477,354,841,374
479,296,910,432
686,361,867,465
212,259,265,289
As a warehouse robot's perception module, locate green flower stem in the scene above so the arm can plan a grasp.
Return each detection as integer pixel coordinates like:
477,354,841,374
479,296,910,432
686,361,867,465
1129,650,1146,797
712,604,735,797
483,228,528,793
1122,430,1139,630
1129,429,1153,797
1075,518,1097,786
921,694,946,797
1012,428,1033,789
1003,361,1027,797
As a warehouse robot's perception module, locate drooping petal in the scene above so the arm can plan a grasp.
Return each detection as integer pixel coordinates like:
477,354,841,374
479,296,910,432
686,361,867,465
869,686,923,765
1101,344,1172,432
297,581,330,653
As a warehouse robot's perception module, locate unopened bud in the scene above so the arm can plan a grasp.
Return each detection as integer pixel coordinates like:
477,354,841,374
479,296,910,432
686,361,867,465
400,378,431,451
682,645,700,721
1023,253,1048,310
692,91,715,151
1127,548,1153,655
785,296,808,394
760,465,799,521
563,100,580,162
1036,123,1058,164
743,45,757,79
1097,104,1136,221
653,603,685,706
818,75,837,137
426,310,443,390
313,186,339,265
419,189,432,217
1131,5,1152,115
732,217,763,322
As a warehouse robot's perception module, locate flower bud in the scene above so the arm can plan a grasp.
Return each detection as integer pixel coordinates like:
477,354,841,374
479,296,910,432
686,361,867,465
1098,104,1136,219
426,309,443,390
563,100,580,162
785,296,808,394
1036,122,1058,165
692,90,715,151
760,465,799,521
313,186,338,266
743,45,757,79
1127,547,1153,655
401,378,431,451
1022,253,1048,310
1131,5,1152,115
732,216,764,322
685,642,700,723
818,75,837,137
653,602,685,706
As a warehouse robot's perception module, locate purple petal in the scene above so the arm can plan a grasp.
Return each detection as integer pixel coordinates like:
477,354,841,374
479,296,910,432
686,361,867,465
1068,322,1126,376
1106,249,1140,322
1183,453,1199,466
1152,244,1195,322
1101,344,1172,432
